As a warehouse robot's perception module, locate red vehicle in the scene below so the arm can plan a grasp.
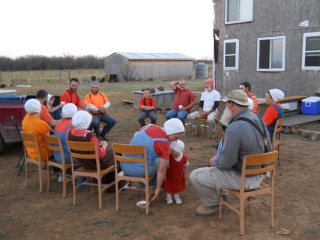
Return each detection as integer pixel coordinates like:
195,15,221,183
0,91,27,154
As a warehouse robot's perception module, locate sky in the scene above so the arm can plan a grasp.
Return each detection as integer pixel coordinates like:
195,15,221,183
0,0,214,60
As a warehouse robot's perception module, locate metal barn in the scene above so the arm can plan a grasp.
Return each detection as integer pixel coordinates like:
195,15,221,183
104,52,194,81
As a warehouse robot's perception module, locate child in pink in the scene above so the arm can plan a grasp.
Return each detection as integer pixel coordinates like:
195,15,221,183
163,140,189,205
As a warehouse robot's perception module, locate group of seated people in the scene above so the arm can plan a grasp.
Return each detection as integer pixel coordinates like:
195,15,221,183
21,76,285,215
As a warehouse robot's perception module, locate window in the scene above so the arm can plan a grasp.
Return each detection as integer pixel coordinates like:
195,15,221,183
224,39,239,70
302,32,320,70
257,36,286,71
225,0,253,24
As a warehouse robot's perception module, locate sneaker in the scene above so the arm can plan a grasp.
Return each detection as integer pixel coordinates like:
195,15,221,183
57,175,63,182
166,195,173,205
57,175,71,182
174,195,182,205
195,205,219,216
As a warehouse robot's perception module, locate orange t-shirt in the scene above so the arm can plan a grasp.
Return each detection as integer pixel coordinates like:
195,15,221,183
22,114,52,161
41,104,53,123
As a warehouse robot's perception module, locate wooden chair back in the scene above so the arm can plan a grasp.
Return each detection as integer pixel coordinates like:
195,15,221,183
67,140,115,209
219,151,278,235
20,131,46,193
112,143,156,215
272,118,284,166
43,135,73,198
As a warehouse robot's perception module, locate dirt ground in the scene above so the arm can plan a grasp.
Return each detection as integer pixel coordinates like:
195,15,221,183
1,91,320,240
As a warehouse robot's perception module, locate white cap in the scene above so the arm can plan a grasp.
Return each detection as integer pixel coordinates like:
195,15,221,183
170,140,184,153
47,94,53,101
62,103,77,118
269,89,285,102
24,99,41,114
72,111,92,129
164,118,185,135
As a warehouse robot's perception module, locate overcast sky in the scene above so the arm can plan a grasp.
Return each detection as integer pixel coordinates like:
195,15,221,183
0,0,214,60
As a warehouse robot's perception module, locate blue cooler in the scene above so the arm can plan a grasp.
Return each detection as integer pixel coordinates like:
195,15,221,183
301,96,320,115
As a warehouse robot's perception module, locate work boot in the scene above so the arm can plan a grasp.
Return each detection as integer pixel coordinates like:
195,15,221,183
195,205,219,216
100,132,109,141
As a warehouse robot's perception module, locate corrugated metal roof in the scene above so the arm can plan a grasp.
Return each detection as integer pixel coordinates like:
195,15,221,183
111,52,194,60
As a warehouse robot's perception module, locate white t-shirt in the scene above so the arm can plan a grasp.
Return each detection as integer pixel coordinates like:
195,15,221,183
200,90,221,112
247,97,253,111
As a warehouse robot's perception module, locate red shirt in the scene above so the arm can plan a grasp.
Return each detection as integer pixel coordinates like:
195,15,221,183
139,97,156,110
141,124,170,160
60,89,82,109
171,88,195,112
263,103,281,126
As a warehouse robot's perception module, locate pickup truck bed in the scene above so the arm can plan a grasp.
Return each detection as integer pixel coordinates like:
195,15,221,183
0,93,28,154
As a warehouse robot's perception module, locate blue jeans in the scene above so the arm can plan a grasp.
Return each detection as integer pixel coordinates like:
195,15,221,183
91,113,116,137
138,110,157,127
165,109,188,124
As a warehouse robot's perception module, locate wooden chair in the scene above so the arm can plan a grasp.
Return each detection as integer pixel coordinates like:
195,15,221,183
219,151,278,235
20,131,46,193
112,143,158,215
272,118,284,166
67,140,115,209
195,117,219,138
43,135,74,198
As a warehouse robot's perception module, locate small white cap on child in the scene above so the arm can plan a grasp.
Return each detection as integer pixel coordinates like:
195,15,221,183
47,94,53,101
170,140,184,153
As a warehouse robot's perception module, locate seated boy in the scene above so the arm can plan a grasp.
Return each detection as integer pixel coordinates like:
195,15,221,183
138,88,157,127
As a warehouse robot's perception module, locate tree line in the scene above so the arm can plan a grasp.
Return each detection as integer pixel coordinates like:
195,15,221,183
0,54,104,71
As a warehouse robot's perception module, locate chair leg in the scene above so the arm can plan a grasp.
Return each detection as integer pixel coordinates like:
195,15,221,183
115,179,119,212
62,169,67,198
98,178,102,210
18,157,25,176
271,192,275,228
195,119,199,136
39,163,43,193
145,185,150,215
47,165,51,193
25,161,28,188
73,175,76,206
277,146,281,166
239,198,245,235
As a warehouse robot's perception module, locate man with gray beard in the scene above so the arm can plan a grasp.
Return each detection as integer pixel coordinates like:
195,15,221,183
190,89,271,216
187,78,220,133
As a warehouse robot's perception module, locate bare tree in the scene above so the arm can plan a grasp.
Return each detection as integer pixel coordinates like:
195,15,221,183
120,63,137,81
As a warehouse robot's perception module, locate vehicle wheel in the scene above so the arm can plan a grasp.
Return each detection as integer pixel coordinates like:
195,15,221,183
0,133,4,155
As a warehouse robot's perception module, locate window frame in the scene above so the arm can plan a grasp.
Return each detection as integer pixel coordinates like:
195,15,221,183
256,36,286,72
223,39,239,70
302,32,320,70
225,0,253,25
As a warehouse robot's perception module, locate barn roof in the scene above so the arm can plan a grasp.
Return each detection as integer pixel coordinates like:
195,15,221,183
106,52,195,60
